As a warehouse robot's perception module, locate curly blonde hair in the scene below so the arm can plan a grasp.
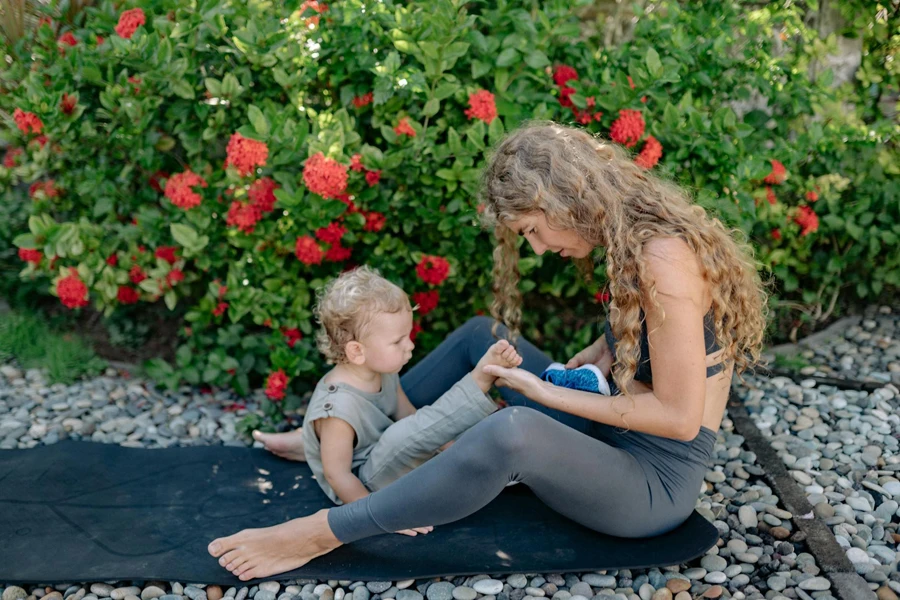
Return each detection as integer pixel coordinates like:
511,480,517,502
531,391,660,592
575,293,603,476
480,121,768,424
314,265,412,364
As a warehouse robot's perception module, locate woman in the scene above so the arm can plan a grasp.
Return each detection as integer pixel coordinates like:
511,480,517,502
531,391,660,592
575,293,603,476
207,121,768,580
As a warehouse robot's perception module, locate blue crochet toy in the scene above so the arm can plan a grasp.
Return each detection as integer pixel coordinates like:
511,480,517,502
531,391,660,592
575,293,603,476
540,362,611,395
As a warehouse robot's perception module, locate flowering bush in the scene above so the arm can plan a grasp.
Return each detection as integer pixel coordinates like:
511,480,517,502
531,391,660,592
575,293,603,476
0,0,896,426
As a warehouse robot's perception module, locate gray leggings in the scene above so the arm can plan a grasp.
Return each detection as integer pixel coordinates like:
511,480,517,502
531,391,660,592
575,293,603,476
327,316,716,542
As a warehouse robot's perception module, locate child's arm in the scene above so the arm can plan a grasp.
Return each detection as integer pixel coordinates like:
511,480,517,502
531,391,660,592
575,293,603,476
394,384,417,420
317,417,370,505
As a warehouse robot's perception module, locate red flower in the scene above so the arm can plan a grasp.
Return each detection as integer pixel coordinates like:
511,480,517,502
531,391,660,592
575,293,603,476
325,244,352,262
58,32,77,47
60,93,77,115
96,35,104,45
282,327,302,348
115,8,146,39
148,171,169,193
155,246,178,265
763,159,787,185
38,17,53,29
416,255,450,286
57,269,89,309
641,96,648,103
635,136,662,169
553,65,579,87
627,75,635,90
595,290,611,303
610,110,645,148
558,86,575,108
350,154,365,172
226,200,262,234
29,180,59,200
805,190,819,202
295,235,324,265
164,170,208,209
765,186,777,205
464,90,497,124
218,284,228,298
794,206,819,236
18,248,42,264
771,228,782,241
316,222,347,245
394,117,416,137
13,109,43,135
297,0,327,27
106,254,118,267
303,152,348,199
3,147,22,167
409,322,422,342
352,92,373,108
248,177,279,213
336,193,359,214
363,211,386,232
413,290,440,315
128,75,142,94
265,369,290,401
29,135,49,149
225,133,269,176
213,302,229,316
365,169,382,187
129,265,147,284
117,286,140,304
165,269,184,287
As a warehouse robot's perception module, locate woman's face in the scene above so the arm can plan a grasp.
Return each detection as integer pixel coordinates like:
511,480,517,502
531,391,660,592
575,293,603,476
504,211,594,259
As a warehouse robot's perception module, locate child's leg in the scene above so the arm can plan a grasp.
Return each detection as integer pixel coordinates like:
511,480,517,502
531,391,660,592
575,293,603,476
358,373,497,491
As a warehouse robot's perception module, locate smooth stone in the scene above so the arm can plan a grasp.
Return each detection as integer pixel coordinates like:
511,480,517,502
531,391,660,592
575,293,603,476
3,589,27,600
365,585,390,595
451,589,475,600
426,585,454,600
473,582,503,597
581,577,615,590
396,592,422,600
142,589,166,600
703,573,727,584
798,579,831,591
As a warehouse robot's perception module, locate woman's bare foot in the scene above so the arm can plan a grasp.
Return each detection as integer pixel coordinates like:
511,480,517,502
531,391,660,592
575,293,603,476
208,509,342,581
253,429,307,462
472,339,523,392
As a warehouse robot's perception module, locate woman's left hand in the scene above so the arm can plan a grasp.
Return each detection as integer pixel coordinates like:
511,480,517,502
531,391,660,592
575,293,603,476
481,365,548,403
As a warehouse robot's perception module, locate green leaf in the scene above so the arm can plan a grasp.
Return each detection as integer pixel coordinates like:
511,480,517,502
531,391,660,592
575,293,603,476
434,81,459,100
204,77,223,96
448,127,464,155
471,60,490,79
423,98,440,117
164,291,177,310
645,47,662,78
496,48,518,68
436,169,457,181
170,79,195,100
524,50,549,69
171,223,199,247
248,104,270,137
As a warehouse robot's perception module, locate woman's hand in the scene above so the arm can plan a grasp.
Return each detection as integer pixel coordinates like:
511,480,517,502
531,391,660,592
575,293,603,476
565,335,613,377
481,365,548,403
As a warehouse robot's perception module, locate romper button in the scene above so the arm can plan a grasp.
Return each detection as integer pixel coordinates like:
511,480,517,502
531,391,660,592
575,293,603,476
327,384,336,392
323,402,333,410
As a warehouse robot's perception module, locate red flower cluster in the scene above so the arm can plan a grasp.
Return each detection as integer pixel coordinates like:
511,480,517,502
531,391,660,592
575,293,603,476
805,190,818,202
316,222,346,245
595,290,610,304
3,147,22,167
794,205,819,236
155,246,178,264
394,117,416,138
365,169,382,187
282,327,302,348
325,244,352,262
248,177,279,212
117,286,140,304
609,109,645,148
635,135,663,169
465,90,497,124
29,180,59,200
226,201,262,234
115,8,146,39
765,186,777,205
130,265,147,284
409,322,423,342
165,170,208,209
148,171,169,193
18,248,42,264
353,92,373,108
225,133,269,176
298,0,328,27
771,228,782,241
165,269,184,288
57,269,89,309
763,159,787,185
303,152,348,199
416,255,450,285
413,290,440,315
363,211,386,232
106,254,118,267
213,302,229,316
350,154,365,172
295,235,324,265
553,65,578,87
58,32,77,48
13,109,43,135
265,369,290,401
60,93,77,115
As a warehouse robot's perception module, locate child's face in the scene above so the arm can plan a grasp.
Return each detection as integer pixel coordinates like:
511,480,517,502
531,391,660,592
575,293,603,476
358,309,415,374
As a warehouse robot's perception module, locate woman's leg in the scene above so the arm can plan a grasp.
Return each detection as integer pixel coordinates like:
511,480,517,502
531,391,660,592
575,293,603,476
401,316,590,432
329,406,684,543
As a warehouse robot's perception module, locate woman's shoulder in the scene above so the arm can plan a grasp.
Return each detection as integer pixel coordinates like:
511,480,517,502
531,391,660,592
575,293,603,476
642,237,708,305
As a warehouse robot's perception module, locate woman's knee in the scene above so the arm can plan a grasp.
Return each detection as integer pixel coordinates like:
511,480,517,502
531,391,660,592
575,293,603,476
466,406,549,458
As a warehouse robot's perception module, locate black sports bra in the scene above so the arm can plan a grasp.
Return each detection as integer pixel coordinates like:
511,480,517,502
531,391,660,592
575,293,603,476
604,309,725,383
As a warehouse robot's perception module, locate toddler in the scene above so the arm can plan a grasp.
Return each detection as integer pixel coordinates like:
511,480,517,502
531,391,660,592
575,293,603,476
299,266,521,534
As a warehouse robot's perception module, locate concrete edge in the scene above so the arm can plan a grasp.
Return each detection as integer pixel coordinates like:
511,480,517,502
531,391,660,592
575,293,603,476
727,393,877,600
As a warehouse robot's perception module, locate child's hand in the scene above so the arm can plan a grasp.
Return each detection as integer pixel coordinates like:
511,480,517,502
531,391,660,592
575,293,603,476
473,339,523,392
395,526,434,536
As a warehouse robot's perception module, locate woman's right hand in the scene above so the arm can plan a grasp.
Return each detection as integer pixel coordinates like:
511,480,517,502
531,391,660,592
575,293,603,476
565,335,613,377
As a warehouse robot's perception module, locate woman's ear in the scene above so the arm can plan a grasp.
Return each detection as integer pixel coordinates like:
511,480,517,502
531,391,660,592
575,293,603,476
345,340,366,365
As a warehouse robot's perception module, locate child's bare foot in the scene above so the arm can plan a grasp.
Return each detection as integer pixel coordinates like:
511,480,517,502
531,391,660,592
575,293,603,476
253,429,307,462
208,509,341,581
472,339,523,392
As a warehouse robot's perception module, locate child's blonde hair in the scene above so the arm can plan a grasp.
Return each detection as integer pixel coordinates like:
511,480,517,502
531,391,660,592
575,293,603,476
314,265,412,364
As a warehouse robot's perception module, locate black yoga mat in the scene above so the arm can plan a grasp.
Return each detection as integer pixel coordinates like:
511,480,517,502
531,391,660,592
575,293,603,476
0,441,718,584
